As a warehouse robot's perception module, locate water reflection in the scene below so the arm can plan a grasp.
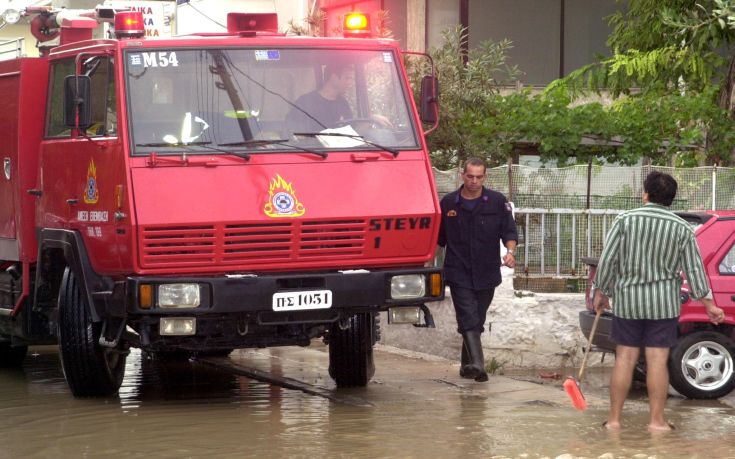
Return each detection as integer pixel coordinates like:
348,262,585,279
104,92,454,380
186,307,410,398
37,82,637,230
0,346,733,457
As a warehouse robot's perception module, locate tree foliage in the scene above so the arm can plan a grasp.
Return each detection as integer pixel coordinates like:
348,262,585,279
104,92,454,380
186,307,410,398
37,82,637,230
414,23,735,168
408,26,520,168
548,0,735,164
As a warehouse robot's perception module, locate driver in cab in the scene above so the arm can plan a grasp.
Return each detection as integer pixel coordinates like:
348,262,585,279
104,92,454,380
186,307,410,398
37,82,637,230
286,64,354,132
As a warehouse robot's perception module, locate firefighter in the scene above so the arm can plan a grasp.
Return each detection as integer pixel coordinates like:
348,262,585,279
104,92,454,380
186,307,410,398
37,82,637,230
286,64,355,132
438,157,518,382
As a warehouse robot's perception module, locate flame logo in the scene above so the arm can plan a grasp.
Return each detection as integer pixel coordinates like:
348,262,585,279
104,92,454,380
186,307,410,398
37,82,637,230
83,158,99,204
264,174,305,218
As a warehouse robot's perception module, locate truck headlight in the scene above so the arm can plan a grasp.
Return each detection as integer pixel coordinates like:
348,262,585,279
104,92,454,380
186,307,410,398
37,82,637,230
158,283,201,308
390,274,425,299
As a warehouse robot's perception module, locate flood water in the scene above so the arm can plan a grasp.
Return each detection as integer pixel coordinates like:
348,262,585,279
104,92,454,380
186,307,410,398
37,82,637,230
1,345,734,458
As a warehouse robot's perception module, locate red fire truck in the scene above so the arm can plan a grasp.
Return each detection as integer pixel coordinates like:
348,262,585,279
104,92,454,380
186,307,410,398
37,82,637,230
0,8,443,396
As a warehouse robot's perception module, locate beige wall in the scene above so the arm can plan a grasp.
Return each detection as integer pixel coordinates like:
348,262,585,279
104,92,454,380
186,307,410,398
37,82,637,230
0,23,41,58
175,0,308,34
406,0,425,52
0,0,310,59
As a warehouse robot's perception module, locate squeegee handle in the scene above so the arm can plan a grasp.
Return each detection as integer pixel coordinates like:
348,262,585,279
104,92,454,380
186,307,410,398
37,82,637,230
578,308,603,381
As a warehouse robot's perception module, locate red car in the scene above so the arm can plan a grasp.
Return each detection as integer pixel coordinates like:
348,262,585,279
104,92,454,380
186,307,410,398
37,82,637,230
580,211,735,399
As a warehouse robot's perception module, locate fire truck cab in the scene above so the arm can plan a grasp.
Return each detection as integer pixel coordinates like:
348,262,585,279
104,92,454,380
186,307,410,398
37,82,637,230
0,9,443,396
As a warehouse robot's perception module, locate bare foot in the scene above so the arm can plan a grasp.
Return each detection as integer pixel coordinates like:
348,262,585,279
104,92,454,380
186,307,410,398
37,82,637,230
603,421,621,430
647,422,674,432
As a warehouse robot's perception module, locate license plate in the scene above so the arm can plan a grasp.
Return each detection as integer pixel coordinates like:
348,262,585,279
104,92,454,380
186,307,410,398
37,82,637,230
272,290,333,311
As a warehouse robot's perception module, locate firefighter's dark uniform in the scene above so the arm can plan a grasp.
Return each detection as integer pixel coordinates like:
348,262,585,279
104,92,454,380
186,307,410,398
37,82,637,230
438,185,518,381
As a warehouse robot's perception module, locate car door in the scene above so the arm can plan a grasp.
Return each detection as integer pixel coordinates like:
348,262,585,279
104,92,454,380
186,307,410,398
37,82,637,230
707,218,735,314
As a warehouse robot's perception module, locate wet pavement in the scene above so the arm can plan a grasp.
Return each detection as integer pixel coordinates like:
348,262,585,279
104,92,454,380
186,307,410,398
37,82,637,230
0,344,734,458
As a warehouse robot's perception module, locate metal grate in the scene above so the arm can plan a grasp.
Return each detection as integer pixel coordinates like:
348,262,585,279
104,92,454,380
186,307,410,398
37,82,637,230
139,219,367,268
223,222,293,263
140,225,216,266
299,220,366,259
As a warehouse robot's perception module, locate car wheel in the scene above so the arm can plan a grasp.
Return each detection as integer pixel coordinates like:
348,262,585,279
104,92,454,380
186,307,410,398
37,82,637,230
58,268,127,397
328,312,375,388
668,331,735,399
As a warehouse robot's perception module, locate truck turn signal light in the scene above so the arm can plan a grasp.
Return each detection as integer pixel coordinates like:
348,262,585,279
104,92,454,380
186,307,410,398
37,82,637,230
429,273,442,297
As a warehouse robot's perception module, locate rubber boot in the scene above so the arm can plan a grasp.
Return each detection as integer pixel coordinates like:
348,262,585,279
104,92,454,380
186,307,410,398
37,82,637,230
461,331,489,382
459,339,472,379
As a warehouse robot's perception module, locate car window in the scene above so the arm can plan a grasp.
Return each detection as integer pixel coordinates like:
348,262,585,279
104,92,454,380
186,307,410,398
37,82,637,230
719,243,735,275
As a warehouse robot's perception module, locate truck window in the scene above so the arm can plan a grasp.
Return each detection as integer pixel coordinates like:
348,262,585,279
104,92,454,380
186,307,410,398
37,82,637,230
86,56,117,137
125,48,420,154
46,56,117,138
46,58,76,137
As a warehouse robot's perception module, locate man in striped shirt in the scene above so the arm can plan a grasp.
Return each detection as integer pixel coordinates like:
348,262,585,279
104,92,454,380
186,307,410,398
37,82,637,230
593,171,724,432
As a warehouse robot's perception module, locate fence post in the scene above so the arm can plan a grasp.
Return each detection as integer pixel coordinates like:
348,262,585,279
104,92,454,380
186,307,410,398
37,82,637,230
586,158,592,209
508,157,514,201
712,163,717,211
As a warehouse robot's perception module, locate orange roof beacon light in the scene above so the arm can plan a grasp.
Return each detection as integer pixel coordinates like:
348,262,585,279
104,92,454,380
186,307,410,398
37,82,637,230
343,12,371,38
114,11,145,38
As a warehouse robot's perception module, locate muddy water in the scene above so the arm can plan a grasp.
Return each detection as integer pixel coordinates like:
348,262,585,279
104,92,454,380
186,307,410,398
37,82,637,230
0,346,733,458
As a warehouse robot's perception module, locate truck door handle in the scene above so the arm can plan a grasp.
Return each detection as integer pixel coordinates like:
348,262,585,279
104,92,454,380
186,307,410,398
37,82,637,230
27,189,42,196
731,295,735,301
66,198,79,205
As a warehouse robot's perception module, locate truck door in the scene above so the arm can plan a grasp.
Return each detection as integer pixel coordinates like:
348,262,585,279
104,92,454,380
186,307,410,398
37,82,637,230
0,70,19,247
39,54,125,272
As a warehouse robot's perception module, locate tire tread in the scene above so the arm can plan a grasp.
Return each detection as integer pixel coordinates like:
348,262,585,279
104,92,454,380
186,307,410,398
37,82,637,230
58,269,124,397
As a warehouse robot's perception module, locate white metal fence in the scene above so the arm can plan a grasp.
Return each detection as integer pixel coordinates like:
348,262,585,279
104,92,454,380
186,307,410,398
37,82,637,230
0,38,24,61
433,164,734,291
434,164,735,211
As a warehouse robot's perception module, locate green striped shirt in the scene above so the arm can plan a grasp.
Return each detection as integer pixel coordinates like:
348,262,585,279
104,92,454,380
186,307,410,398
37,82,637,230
593,203,710,320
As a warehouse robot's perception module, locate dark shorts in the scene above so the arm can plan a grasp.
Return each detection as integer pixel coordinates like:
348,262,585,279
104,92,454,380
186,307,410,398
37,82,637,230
610,316,679,348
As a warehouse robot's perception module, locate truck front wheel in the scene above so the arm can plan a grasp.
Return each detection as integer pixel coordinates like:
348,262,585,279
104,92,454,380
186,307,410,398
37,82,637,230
328,313,376,388
58,268,127,397
669,331,735,399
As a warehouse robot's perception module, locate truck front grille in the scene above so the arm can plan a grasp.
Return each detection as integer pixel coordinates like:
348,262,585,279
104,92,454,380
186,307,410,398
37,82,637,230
140,219,367,268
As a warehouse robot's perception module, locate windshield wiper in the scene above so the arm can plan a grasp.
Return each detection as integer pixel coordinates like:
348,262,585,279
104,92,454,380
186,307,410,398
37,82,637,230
293,132,399,157
136,141,251,161
136,141,213,147
218,138,290,147
219,139,328,159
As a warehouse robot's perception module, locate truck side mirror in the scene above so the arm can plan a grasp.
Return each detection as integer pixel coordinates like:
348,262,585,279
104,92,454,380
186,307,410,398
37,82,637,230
419,75,439,124
63,75,92,130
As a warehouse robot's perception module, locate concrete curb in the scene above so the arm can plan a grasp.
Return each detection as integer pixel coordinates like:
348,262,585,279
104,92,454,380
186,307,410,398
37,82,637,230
379,268,612,370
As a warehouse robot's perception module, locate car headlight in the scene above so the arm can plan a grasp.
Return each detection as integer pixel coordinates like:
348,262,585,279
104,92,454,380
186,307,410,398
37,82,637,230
390,274,425,299
158,283,201,308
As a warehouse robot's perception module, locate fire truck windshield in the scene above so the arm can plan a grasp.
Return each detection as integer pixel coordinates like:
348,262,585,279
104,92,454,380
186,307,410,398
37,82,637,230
125,47,421,155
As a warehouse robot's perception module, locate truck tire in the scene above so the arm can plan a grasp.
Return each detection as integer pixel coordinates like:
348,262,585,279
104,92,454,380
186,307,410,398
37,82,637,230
328,312,375,388
0,342,27,367
58,268,126,397
668,331,735,399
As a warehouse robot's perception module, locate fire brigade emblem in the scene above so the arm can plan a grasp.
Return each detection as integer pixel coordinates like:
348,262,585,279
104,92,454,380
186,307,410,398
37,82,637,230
264,174,305,218
83,159,99,204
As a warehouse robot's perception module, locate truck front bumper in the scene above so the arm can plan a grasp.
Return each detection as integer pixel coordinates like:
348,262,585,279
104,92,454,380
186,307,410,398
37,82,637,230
126,267,443,320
